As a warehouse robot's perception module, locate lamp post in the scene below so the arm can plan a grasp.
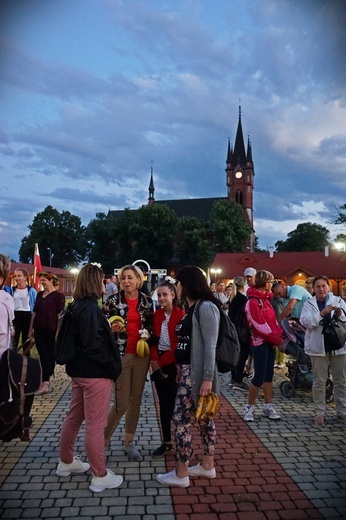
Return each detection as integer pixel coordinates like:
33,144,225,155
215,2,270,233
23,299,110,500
210,268,222,281
47,247,52,267
334,242,346,252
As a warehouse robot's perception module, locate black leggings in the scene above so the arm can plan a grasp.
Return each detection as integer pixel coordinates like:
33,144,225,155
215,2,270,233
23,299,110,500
14,311,32,351
154,362,177,443
34,329,56,382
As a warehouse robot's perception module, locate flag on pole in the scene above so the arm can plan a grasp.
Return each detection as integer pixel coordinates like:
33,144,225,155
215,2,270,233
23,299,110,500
33,243,42,291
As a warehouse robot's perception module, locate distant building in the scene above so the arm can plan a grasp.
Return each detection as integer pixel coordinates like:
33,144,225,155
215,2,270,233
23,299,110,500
211,248,346,297
5,262,76,297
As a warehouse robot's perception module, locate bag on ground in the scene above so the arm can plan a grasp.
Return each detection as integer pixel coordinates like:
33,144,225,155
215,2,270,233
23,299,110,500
0,349,42,442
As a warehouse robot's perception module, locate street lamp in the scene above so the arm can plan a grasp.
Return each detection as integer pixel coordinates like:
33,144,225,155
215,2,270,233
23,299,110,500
210,268,222,281
47,247,52,267
334,242,346,252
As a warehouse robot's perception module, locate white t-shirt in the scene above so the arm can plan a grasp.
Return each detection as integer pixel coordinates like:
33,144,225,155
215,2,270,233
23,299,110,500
13,287,31,312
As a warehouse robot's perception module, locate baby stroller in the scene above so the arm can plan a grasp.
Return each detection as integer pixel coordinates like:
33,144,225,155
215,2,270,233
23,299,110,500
279,318,334,402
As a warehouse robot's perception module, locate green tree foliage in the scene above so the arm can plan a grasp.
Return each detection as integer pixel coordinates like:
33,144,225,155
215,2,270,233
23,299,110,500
334,204,346,225
209,199,251,253
85,212,118,273
129,204,177,266
275,222,330,252
174,216,213,269
19,205,87,268
86,209,137,272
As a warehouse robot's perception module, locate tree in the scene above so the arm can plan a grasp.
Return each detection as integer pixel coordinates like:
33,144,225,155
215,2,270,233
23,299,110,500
174,216,213,269
334,204,346,225
19,205,87,268
129,204,178,267
85,212,118,273
86,209,139,272
275,222,330,252
208,200,251,253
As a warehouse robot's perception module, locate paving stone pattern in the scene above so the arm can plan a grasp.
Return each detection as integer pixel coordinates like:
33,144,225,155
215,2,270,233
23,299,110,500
0,366,345,520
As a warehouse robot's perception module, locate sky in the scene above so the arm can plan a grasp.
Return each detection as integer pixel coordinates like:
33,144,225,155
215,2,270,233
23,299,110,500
1,0,346,262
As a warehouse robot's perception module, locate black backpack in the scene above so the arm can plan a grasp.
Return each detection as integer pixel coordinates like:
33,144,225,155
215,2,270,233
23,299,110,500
0,349,42,442
55,302,79,365
195,302,240,373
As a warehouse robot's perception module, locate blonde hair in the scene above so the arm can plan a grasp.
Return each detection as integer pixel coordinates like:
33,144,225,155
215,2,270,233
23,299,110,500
0,254,11,288
118,264,144,289
255,270,274,288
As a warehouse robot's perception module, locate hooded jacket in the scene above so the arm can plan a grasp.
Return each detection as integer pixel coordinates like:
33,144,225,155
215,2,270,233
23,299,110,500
0,290,14,360
245,286,283,346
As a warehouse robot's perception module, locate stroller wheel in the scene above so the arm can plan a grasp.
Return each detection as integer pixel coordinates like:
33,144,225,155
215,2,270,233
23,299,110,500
280,380,295,398
326,377,334,403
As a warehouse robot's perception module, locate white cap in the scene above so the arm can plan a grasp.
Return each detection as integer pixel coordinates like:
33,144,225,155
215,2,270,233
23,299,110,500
244,267,256,277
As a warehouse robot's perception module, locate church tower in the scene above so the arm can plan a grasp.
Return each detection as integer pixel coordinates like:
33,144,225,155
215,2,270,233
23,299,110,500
226,106,255,252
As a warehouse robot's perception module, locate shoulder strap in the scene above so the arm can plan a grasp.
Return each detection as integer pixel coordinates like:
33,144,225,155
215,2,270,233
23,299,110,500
247,296,263,308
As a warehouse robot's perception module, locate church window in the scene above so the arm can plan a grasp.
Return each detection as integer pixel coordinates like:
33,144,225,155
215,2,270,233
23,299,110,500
235,190,243,205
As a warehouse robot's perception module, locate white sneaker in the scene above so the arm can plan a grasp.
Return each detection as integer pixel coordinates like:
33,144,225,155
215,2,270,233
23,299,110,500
244,404,254,422
156,469,190,488
262,404,281,420
188,463,216,479
56,456,90,477
89,468,123,492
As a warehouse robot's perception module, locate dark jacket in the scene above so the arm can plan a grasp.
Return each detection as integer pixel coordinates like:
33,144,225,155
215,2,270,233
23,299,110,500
66,298,121,380
228,290,250,346
104,290,153,355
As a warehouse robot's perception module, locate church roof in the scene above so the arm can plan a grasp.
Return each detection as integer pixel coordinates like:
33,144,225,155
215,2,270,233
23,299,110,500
108,197,226,221
155,197,225,220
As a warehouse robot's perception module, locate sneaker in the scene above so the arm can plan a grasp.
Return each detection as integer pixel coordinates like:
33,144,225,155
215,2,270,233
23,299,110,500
244,404,254,422
123,442,141,461
188,463,216,479
232,382,249,391
262,404,281,420
156,469,189,488
152,443,172,459
89,468,123,492
314,415,325,427
242,373,253,385
56,456,90,477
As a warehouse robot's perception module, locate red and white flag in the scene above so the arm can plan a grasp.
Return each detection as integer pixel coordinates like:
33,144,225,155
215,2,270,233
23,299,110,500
33,243,42,291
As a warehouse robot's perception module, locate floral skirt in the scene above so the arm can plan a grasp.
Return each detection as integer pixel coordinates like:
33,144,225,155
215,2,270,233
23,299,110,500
173,364,216,463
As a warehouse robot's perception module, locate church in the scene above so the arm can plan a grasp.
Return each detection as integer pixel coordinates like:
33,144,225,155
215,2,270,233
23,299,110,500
109,106,255,252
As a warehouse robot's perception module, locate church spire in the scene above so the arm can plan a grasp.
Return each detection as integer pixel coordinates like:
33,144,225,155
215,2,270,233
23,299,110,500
226,137,233,163
148,162,155,205
233,104,246,164
247,134,252,162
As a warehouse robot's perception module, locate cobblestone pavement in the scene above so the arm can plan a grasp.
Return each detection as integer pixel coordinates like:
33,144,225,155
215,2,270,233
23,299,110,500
0,366,345,520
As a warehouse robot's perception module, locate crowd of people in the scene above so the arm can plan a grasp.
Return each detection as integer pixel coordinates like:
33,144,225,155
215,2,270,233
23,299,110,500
1,253,346,492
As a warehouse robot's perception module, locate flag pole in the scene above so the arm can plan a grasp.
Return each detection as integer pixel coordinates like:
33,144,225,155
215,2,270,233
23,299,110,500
33,243,42,290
